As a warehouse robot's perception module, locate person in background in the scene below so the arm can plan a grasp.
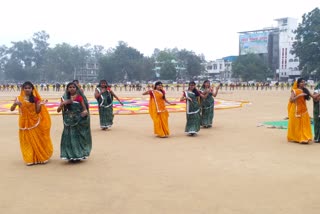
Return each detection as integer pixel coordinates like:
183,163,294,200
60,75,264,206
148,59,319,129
180,81,208,136
95,80,123,130
200,80,220,128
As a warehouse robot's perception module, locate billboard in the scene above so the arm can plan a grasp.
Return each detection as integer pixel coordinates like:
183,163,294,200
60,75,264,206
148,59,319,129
239,32,269,55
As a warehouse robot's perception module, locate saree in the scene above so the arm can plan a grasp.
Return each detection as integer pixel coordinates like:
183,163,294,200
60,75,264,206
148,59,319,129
17,89,53,165
287,82,312,143
313,83,320,142
184,91,201,134
200,89,214,127
149,90,169,137
60,89,92,160
96,87,114,129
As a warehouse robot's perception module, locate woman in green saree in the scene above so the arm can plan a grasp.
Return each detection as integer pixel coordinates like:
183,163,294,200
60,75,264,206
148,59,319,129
57,82,92,161
180,81,208,136
314,82,320,142
94,80,123,130
200,80,220,128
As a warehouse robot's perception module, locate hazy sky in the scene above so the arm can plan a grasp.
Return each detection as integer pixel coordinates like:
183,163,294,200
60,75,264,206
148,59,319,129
0,0,319,60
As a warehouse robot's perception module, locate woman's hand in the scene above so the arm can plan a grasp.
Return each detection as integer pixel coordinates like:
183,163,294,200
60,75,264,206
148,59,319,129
39,99,48,105
14,98,22,107
81,110,88,117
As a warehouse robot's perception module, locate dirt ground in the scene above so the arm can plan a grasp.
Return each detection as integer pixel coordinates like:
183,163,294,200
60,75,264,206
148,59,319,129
1,88,320,214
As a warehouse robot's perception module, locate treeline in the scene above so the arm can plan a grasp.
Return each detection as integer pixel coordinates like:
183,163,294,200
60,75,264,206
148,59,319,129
0,31,205,82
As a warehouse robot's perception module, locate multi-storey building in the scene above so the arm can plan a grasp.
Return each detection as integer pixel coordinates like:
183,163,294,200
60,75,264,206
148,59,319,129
205,56,237,81
238,17,300,81
73,61,99,82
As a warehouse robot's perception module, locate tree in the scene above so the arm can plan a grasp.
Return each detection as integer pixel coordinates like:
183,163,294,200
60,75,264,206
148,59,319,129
232,54,271,81
160,61,176,80
32,31,50,80
5,40,35,80
176,49,203,79
292,7,320,79
99,41,145,82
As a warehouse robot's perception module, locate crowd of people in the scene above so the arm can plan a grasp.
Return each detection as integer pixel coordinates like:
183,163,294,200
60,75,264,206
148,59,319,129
1,81,316,93
8,77,320,166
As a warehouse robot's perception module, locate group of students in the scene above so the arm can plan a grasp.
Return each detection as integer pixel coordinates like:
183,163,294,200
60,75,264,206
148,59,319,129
11,79,220,166
143,80,220,137
287,78,320,144
11,81,92,166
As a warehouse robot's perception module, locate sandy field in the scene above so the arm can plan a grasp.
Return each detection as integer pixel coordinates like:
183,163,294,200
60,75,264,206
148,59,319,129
1,87,320,214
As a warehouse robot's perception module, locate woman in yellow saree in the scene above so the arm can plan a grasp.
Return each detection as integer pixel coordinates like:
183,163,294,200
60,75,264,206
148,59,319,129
10,81,53,165
287,78,319,144
143,81,175,138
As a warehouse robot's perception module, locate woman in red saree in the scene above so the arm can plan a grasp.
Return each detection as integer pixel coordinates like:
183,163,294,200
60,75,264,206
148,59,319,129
10,81,53,165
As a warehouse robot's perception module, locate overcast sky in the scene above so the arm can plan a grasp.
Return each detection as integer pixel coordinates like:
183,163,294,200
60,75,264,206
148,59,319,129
0,0,318,60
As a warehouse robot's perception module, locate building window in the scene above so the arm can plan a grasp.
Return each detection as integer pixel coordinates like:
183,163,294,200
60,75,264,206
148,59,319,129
213,64,217,70
294,58,299,62
289,59,294,62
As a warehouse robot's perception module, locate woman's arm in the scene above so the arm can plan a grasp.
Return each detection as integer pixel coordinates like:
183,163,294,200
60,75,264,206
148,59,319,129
212,85,220,97
290,91,306,102
111,91,123,105
35,99,48,114
180,92,192,102
57,98,72,113
164,98,176,105
94,88,101,99
199,90,209,99
80,98,88,117
142,90,150,95
10,97,21,111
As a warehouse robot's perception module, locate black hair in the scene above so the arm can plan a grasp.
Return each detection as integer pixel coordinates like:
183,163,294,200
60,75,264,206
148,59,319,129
188,81,200,96
201,80,210,89
22,81,36,103
73,79,79,84
297,78,310,100
98,79,108,88
154,81,165,99
64,82,78,111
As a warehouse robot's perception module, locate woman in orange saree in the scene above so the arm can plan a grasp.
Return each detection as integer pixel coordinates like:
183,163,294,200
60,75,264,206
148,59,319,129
287,78,319,144
143,81,175,138
10,81,53,165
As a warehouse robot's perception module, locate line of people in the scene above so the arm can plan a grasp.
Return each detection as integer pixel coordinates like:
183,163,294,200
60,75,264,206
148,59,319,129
10,79,220,166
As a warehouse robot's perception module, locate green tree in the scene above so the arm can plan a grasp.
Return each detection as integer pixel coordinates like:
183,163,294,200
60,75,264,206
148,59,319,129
232,54,271,81
292,7,320,79
5,40,35,80
160,61,176,80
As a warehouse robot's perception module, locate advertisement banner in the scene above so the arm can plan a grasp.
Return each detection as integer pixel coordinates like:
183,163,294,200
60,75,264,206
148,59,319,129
239,32,269,55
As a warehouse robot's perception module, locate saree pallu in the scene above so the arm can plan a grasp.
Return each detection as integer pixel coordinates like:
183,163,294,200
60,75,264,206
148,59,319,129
287,89,312,143
97,88,114,128
18,96,53,165
61,97,92,160
149,90,169,137
314,100,320,142
200,92,214,127
185,91,201,134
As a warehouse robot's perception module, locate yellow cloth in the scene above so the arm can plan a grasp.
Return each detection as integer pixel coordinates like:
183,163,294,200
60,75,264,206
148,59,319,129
287,81,312,143
149,90,169,137
17,88,53,164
